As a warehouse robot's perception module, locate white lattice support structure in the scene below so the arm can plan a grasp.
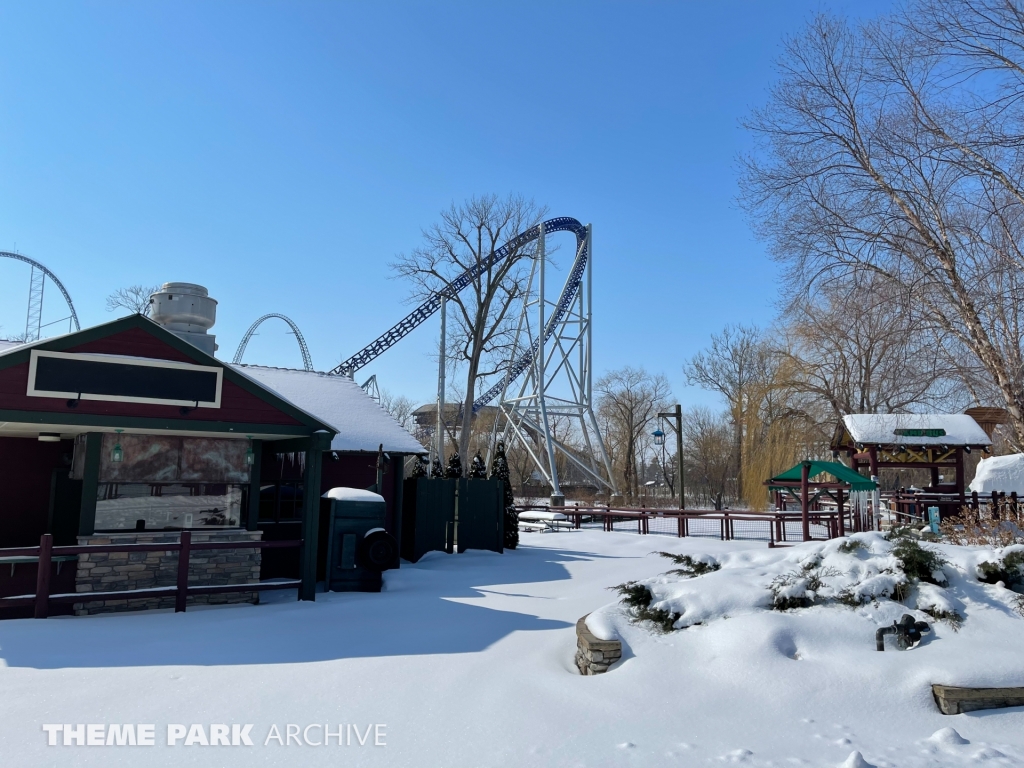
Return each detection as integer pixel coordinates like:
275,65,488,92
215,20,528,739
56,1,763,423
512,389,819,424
25,265,45,342
494,223,616,504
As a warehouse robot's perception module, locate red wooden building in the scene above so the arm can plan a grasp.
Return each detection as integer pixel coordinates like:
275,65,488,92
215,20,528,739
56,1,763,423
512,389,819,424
0,311,423,615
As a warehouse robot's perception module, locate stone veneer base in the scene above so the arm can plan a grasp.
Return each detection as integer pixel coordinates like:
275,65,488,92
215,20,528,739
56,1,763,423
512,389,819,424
575,615,622,675
73,529,263,616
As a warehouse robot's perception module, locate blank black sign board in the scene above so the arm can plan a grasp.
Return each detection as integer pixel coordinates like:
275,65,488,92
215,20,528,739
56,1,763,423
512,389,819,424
33,355,219,404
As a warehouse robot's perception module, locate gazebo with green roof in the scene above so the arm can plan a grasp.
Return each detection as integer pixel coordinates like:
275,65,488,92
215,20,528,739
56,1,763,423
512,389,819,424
765,461,877,541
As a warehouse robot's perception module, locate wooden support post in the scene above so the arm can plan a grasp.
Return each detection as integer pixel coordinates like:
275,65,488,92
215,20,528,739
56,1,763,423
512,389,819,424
246,439,263,531
391,455,405,564
801,462,811,542
837,489,845,537
78,432,102,537
955,448,966,508
299,442,324,602
34,533,53,619
175,530,191,613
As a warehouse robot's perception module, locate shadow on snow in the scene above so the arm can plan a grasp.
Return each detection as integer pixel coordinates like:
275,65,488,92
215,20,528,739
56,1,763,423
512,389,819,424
0,544,624,669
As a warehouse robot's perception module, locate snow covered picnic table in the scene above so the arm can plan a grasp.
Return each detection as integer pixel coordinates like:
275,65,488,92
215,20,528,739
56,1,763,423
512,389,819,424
517,510,569,532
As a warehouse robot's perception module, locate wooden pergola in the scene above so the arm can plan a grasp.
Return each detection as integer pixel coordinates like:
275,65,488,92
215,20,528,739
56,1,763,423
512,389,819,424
766,460,877,541
831,414,992,506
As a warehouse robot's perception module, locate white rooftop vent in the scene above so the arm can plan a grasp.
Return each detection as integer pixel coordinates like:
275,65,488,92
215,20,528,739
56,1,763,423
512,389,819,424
149,282,218,356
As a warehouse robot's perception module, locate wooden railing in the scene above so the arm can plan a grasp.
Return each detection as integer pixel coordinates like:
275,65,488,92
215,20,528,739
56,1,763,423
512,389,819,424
0,532,302,619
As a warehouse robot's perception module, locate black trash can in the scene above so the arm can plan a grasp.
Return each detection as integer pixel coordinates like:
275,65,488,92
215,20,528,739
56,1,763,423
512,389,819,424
323,488,398,592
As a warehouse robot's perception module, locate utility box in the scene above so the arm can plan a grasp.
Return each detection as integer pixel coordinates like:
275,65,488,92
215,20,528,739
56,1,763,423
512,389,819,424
323,488,398,593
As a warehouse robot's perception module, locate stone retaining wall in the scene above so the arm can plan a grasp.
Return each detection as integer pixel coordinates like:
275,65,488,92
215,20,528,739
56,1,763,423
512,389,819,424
73,530,263,616
575,615,622,675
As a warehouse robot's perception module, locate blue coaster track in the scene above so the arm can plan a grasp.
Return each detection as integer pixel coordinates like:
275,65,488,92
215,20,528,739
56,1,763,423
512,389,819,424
330,217,589,412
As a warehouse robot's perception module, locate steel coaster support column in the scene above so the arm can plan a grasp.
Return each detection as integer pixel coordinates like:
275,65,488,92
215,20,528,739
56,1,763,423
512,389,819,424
26,265,44,342
536,223,563,506
437,296,447,469
585,225,593,407
583,225,617,497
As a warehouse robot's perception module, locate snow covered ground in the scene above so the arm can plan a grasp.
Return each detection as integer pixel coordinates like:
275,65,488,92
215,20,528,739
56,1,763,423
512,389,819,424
0,529,1022,767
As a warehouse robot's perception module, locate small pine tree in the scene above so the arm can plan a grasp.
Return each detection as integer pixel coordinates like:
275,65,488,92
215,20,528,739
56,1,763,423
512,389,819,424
411,455,429,478
445,451,463,479
490,441,518,549
470,452,488,479
431,457,445,478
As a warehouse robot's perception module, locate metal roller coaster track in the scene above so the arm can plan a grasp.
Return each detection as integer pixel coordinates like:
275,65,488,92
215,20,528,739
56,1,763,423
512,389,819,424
0,251,81,340
233,313,314,371
330,217,589,412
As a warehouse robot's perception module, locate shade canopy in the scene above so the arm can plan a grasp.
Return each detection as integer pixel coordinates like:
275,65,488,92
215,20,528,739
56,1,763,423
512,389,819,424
768,460,877,491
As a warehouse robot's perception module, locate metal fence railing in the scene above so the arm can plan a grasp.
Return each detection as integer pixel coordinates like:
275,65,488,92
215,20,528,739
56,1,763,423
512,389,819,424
518,505,844,545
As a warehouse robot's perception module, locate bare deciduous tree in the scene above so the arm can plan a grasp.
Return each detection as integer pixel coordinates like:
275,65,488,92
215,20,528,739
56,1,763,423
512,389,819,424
684,325,772,490
106,285,159,316
596,366,672,500
682,406,735,509
780,274,959,421
393,194,546,473
740,7,1024,447
379,388,415,432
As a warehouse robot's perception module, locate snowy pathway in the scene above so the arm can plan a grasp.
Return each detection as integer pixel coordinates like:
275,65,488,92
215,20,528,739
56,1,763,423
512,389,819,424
0,530,1021,766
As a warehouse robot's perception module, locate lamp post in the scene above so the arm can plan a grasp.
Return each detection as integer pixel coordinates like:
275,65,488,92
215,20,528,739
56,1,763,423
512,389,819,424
652,429,666,503
657,405,685,509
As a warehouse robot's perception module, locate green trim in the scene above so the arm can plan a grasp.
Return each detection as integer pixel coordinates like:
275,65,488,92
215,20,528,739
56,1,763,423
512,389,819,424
78,433,101,537
299,445,324,601
391,456,404,569
0,409,318,437
769,460,877,491
0,314,337,437
247,439,263,532
894,428,946,437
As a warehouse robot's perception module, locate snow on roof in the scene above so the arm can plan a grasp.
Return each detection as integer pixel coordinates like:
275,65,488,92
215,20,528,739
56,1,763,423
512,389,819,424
841,413,991,447
969,453,1024,494
235,365,425,454
322,487,385,503
0,339,25,355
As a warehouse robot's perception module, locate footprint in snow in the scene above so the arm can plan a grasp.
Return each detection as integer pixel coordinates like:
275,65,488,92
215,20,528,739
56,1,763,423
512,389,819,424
834,738,852,746
616,742,635,749
718,748,753,762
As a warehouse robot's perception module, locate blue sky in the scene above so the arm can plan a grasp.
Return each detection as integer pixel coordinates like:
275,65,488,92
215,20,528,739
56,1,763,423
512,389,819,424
0,0,893,410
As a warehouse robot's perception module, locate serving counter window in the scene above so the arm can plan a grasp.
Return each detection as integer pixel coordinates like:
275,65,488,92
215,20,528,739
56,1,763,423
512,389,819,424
95,483,246,530
75,434,253,531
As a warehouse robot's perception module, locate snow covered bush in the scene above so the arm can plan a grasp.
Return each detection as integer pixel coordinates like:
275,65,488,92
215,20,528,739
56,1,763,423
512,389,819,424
888,535,948,589
654,551,720,578
976,546,1024,590
599,532,1009,635
611,581,679,633
769,559,842,610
